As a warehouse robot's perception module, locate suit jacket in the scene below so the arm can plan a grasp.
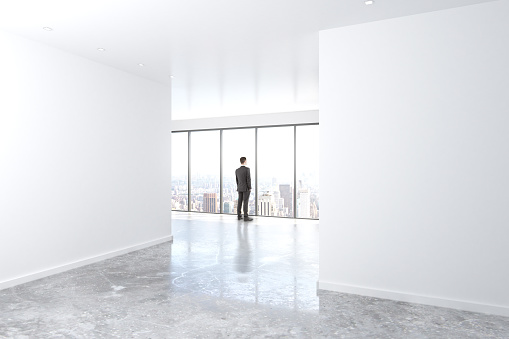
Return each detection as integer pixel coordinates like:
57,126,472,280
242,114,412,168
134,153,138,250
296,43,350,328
235,166,252,192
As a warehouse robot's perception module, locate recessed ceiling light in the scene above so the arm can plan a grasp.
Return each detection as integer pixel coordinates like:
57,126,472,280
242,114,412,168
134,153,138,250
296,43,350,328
138,63,145,67
43,27,53,31
365,0,374,5
97,48,106,52
170,75,175,79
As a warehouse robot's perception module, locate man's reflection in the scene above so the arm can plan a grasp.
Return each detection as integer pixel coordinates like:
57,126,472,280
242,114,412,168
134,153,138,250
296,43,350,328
235,225,252,275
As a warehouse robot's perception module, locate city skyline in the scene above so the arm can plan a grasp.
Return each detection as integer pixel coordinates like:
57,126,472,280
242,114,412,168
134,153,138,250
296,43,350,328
172,173,319,219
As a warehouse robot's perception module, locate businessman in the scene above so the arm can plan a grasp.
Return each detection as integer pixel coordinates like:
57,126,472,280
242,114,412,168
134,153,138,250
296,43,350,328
235,157,253,221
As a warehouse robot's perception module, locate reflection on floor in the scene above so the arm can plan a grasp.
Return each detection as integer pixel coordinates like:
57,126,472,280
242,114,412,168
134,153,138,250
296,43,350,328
1,212,508,338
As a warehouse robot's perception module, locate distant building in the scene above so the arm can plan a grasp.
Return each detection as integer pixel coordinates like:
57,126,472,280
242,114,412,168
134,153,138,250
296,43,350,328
223,201,234,214
311,201,319,219
272,190,285,215
203,193,218,213
258,192,276,216
297,188,310,218
279,184,293,217
273,190,280,202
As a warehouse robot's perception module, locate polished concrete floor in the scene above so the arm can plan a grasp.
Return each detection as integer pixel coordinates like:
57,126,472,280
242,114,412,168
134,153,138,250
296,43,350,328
1,212,508,338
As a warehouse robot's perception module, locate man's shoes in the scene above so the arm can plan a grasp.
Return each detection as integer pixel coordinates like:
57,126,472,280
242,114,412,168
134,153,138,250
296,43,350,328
237,215,242,220
244,217,253,221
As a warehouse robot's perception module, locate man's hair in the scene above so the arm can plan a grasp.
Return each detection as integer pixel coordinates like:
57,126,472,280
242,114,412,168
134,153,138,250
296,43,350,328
240,157,246,164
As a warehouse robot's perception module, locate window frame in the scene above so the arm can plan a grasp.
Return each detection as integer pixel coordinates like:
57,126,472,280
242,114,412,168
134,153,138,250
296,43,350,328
171,123,319,219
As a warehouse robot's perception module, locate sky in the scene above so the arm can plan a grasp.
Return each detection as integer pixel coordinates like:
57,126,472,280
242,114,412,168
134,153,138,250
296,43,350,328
171,125,319,188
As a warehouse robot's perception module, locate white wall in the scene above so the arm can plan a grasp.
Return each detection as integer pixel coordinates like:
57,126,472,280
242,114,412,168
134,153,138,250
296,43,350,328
319,0,509,316
0,30,172,288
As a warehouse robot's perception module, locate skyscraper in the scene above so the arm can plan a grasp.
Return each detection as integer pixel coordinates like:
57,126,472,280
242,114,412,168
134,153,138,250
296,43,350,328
203,193,218,213
223,201,233,214
258,192,276,216
279,184,293,217
297,188,310,218
311,201,319,219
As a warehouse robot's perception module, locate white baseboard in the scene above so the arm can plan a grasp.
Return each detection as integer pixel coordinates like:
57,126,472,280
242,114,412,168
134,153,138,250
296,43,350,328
318,281,509,318
0,235,173,291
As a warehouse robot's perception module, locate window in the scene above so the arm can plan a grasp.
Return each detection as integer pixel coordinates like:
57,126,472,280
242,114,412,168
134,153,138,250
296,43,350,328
171,132,188,211
257,126,294,217
190,130,220,212
222,129,256,215
171,124,318,219
296,125,319,219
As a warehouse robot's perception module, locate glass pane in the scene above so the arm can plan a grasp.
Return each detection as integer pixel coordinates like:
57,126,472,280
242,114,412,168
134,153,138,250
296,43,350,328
222,129,256,216
171,132,188,211
257,126,294,217
296,125,319,219
190,131,220,212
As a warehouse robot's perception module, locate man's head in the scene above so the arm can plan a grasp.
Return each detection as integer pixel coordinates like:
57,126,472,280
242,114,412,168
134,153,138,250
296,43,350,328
240,157,247,165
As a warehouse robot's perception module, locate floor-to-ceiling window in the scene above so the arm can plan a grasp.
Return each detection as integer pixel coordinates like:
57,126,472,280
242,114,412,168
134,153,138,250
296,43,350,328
257,126,294,217
222,128,256,216
296,125,319,219
171,132,188,211
171,124,318,219
190,130,220,213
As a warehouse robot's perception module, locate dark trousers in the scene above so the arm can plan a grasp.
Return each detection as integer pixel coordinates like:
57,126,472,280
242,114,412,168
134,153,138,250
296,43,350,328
237,191,250,217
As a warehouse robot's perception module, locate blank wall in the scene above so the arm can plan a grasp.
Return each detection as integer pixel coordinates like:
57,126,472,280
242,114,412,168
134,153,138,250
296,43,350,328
319,0,509,316
0,30,172,287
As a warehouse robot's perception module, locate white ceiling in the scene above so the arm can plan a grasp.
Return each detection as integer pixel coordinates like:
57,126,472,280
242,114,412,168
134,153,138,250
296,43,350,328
0,0,496,119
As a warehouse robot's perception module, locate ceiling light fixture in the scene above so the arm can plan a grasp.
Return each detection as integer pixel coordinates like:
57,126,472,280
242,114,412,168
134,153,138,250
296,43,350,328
170,75,175,79
365,0,374,5
97,48,106,52
138,63,145,67
43,27,53,31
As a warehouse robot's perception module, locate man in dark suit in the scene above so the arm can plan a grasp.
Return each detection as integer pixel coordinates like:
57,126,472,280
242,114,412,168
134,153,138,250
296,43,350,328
235,157,253,221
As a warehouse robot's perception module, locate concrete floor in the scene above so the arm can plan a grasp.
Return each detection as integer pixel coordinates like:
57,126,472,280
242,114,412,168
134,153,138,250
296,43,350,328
1,212,508,338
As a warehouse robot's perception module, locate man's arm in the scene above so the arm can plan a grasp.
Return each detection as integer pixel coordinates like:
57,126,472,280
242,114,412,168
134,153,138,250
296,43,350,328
236,169,239,186
247,168,252,190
